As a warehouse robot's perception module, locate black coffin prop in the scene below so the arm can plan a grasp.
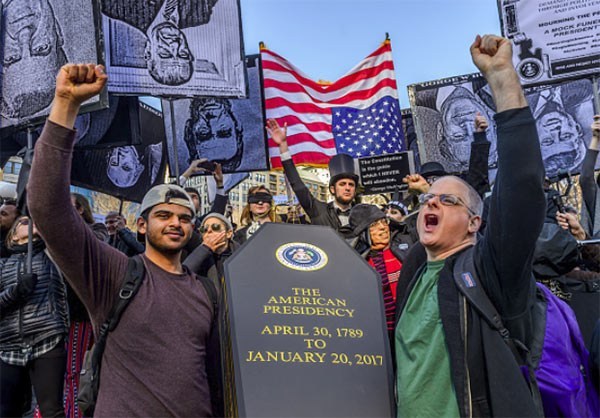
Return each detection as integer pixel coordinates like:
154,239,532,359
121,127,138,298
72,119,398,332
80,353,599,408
223,223,394,417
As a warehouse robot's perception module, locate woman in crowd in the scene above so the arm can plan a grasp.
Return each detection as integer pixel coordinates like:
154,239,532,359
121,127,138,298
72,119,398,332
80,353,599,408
62,193,108,418
233,186,281,245
0,216,68,418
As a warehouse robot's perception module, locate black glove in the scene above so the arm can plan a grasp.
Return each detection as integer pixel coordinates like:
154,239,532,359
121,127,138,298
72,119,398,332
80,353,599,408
16,273,38,299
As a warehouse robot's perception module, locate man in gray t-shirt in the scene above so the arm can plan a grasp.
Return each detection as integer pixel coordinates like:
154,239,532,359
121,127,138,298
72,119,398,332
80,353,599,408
28,64,219,417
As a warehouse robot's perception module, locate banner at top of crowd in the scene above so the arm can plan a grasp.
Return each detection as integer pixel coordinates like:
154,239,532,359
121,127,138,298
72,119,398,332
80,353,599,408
262,38,406,169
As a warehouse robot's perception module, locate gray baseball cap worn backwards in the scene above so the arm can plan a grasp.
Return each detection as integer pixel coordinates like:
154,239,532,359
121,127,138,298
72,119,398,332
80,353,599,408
139,184,197,218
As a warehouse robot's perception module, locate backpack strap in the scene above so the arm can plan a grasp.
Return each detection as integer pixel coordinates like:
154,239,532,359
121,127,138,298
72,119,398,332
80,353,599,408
91,256,146,372
452,247,544,416
453,248,507,335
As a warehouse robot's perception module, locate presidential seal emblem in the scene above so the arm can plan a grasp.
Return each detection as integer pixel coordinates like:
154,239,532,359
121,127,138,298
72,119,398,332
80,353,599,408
276,242,328,272
517,57,543,82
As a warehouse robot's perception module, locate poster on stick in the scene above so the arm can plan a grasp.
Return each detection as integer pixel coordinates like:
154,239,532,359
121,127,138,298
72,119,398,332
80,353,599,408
100,0,246,97
408,73,598,179
498,0,600,85
164,55,268,175
0,0,107,129
358,152,414,195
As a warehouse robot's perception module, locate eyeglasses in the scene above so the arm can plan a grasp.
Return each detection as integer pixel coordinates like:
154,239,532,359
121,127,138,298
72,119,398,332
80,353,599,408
418,193,476,216
369,218,390,229
199,223,225,234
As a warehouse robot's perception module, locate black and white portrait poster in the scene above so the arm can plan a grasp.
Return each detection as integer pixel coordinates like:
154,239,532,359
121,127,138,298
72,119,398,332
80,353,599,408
498,0,600,85
164,55,269,176
0,0,107,129
0,95,140,167
409,73,599,178
71,101,167,203
408,73,497,175
101,0,246,97
401,108,421,173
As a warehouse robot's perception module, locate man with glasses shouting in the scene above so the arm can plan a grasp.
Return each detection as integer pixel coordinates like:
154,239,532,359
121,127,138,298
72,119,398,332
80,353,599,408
394,35,545,418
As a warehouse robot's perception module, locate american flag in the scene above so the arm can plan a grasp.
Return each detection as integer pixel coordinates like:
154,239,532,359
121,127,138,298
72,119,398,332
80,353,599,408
262,41,405,169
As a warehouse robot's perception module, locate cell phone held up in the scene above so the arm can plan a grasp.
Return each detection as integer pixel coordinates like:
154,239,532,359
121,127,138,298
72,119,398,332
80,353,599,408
198,161,217,172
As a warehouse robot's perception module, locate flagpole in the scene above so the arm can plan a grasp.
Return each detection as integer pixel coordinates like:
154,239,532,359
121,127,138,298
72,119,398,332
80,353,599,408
26,126,34,274
118,197,124,215
168,98,181,186
593,76,599,113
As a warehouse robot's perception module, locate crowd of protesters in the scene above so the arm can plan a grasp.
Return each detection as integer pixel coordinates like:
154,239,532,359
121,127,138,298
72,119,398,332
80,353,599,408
1,34,599,418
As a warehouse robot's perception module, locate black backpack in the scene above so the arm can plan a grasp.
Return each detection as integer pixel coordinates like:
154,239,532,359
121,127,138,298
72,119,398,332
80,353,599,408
77,256,220,416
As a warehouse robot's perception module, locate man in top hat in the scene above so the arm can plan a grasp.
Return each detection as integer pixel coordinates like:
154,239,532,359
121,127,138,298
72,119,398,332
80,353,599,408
267,118,359,232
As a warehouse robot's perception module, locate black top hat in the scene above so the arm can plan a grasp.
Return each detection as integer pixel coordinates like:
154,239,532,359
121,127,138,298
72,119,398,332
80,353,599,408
328,153,359,187
419,161,447,179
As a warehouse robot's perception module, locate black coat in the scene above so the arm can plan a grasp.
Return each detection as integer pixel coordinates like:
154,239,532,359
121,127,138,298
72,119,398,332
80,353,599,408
0,242,68,348
395,108,545,417
282,159,347,231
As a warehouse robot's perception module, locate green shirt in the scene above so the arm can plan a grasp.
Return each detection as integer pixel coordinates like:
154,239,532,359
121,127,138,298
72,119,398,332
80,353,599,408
395,260,460,418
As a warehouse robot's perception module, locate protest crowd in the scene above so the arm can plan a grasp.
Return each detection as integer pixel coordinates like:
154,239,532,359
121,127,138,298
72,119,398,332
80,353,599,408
0,16,599,418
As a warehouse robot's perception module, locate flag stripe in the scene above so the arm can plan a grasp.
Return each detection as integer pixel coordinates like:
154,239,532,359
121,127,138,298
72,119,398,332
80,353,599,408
265,85,399,112
266,107,333,125
269,135,337,153
264,74,397,104
270,151,334,169
262,46,395,93
276,114,332,133
262,62,397,97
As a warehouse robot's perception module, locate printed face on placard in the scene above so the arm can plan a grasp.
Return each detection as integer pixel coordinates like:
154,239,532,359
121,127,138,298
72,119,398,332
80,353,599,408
184,98,243,171
1,0,66,119
145,22,194,86
106,146,145,188
440,95,493,170
536,109,585,177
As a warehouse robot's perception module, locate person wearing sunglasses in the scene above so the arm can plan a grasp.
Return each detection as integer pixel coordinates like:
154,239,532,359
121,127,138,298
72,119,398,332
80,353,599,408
234,186,281,245
184,213,239,294
394,35,546,418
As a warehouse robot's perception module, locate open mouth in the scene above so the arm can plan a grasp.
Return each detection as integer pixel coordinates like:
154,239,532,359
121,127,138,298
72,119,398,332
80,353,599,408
545,150,578,176
425,214,439,227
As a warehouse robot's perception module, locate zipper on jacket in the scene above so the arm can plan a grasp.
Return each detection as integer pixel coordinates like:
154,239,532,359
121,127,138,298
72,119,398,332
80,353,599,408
17,254,25,341
462,295,472,418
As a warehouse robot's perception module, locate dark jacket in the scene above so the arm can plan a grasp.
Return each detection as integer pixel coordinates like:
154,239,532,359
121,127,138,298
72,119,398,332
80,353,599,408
108,227,145,257
233,225,251,245
181,193,229,260
395,108,546,417
184,240,239,294
0,242,69,348
464,131,491,197
580,148,599,238
388,219,417,262
282,158,346,231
